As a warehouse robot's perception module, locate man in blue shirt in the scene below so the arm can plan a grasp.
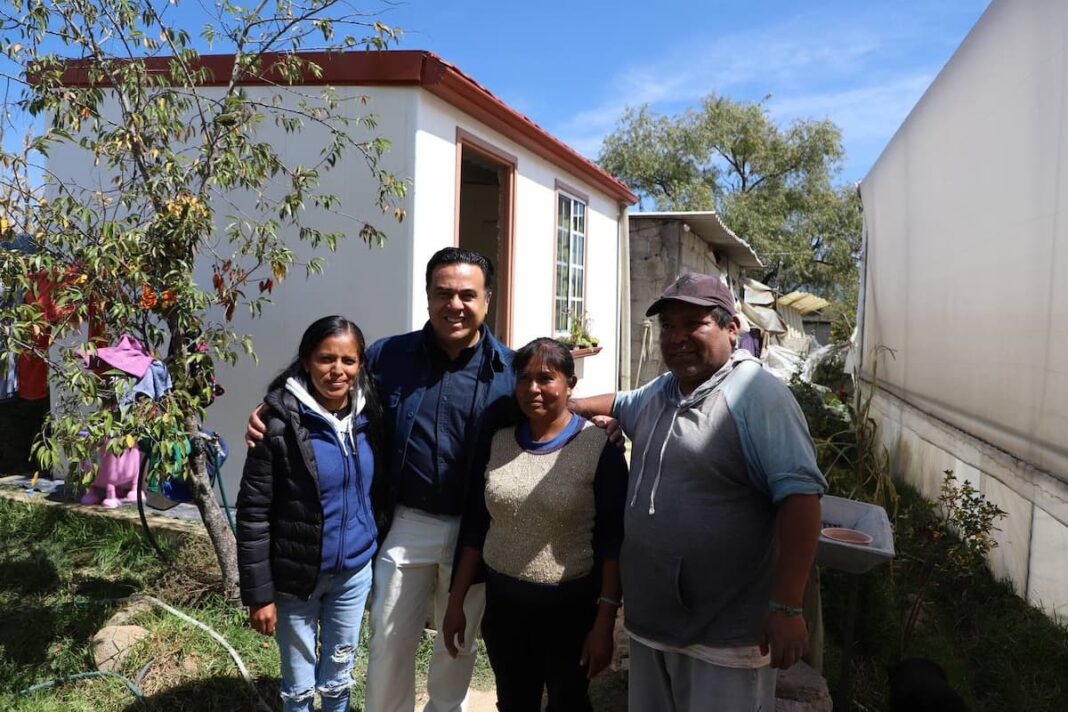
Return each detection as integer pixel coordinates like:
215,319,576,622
248,247,516,712
361,248,516,712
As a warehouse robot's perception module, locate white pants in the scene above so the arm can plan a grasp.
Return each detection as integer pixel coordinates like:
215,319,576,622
365,505,486,712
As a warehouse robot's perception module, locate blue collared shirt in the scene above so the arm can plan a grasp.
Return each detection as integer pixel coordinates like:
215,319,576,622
366,322,517,515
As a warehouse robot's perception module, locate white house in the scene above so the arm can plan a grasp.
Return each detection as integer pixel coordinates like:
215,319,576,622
857,0,1068,620
48,50,637,497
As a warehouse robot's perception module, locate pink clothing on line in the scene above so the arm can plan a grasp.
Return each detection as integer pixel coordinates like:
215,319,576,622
85,334,153,378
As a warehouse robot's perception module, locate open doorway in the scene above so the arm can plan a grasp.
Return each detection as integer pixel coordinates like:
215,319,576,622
456,129,515,344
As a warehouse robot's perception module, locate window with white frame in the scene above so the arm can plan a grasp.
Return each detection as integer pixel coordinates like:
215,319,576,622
554,193,586,335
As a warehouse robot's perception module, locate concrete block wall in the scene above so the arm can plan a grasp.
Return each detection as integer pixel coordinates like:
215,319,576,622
869,386,1068,620
628,219,736,388
628,221,678,388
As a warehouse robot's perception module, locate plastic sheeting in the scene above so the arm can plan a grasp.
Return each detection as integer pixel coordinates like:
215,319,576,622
743,277,776,307
859,0,1068,482
740,301,786,335
763,344,804,381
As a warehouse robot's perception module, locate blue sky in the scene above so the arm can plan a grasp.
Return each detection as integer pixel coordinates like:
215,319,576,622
1,0,990,184
378,0,990,182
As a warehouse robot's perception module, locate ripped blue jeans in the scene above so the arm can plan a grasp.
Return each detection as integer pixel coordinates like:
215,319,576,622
275,563,373,712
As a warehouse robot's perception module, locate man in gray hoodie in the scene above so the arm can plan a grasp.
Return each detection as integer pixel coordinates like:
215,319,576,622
571,273,826,711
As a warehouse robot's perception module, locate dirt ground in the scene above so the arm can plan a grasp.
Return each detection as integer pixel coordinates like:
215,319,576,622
416,669,628,711
416,688,498,711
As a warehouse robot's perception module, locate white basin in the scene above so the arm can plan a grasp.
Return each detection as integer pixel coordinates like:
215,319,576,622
815,494,895,574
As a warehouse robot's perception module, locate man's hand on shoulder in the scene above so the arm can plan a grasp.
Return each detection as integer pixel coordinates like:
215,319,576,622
590,415,625,448
245,403,268,448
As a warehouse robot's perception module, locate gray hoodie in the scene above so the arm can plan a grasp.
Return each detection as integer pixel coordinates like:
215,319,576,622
613,351,825,647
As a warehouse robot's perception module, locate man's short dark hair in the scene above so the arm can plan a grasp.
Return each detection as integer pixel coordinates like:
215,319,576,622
425,247,495,292
710,306,734,328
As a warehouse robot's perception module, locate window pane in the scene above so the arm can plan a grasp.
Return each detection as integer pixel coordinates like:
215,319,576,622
573,201,585,233
570,297,584,330
555,298,568,332
571,233,584,267
557,226,570,264
555,263,568,301
570,266,583,299
558,195,570,232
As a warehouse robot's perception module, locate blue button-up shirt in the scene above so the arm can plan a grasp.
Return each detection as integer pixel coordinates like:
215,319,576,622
365,322,517,515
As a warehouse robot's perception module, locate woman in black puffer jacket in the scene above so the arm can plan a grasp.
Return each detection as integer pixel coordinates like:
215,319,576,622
236,315,391,712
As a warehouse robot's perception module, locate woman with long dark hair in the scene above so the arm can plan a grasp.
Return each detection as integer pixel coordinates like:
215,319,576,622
442,337,628,712
236,315,390,712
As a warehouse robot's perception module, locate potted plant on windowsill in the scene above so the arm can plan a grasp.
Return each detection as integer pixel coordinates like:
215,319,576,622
559,312,602,359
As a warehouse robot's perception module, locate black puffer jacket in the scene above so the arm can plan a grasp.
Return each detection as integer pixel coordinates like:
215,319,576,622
236,385,392,606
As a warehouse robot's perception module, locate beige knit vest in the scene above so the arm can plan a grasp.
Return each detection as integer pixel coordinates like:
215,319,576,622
482,421,606,584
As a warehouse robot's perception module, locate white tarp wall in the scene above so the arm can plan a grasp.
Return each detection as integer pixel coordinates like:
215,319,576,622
859,0,1068,619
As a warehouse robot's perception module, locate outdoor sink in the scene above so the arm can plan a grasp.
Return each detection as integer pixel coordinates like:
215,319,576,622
816,494,895,574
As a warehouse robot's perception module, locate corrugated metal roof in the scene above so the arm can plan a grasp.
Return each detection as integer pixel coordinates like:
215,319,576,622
630,211,763,268
779,291,830,315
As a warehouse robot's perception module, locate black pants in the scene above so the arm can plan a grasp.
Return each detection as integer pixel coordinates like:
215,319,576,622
481,572,598,712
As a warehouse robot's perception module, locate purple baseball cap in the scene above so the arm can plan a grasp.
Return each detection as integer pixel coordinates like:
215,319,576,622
646,272,737,317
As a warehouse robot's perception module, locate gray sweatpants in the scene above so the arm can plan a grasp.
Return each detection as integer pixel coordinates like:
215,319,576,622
628,638,777,712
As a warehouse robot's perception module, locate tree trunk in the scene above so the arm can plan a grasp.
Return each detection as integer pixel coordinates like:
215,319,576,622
184,413,240,600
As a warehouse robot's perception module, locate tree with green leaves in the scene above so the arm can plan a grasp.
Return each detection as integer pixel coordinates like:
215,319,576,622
599,96,862,311
0,0,407,598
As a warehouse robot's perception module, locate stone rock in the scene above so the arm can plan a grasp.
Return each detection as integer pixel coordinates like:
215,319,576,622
91,624,149,672
103,599,153,628
776,660,832,712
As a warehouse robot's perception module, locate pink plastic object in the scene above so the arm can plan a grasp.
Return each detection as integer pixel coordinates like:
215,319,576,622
80,446,142,508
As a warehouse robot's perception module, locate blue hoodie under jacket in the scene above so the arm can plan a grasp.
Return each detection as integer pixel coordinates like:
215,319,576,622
288,380,379,574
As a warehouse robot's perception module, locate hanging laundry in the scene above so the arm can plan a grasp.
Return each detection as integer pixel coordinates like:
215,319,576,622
115,359,172,410
0,236,29,402
80,337,173,509
16,267,103,401
84,333,154,379
0,350,16,402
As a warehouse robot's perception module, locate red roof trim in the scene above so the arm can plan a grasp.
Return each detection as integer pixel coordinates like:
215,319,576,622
58,50,637,204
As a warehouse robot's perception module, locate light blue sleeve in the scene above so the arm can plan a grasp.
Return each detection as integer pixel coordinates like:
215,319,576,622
722,362,827,503
611,373,671,438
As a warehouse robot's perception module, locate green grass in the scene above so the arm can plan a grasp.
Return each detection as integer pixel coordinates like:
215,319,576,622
820,484,1068,711
0,496,494,711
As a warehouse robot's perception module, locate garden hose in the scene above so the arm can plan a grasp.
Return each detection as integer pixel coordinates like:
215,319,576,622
204,435,236,535
16,594,268,711
19,670,145,703
135,431,235,560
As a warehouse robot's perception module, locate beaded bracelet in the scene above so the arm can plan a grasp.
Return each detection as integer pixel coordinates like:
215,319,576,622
768,600,804,616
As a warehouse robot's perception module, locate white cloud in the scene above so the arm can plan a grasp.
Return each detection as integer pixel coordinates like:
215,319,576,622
551,4,984,179
554,18,885,158
769,72,935,141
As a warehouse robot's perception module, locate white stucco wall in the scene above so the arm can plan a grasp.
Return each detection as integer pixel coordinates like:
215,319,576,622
412,91,622,396
45,84,420,498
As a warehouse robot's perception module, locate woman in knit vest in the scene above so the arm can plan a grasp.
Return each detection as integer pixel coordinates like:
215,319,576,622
443,338,628,712
236,315,390,712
